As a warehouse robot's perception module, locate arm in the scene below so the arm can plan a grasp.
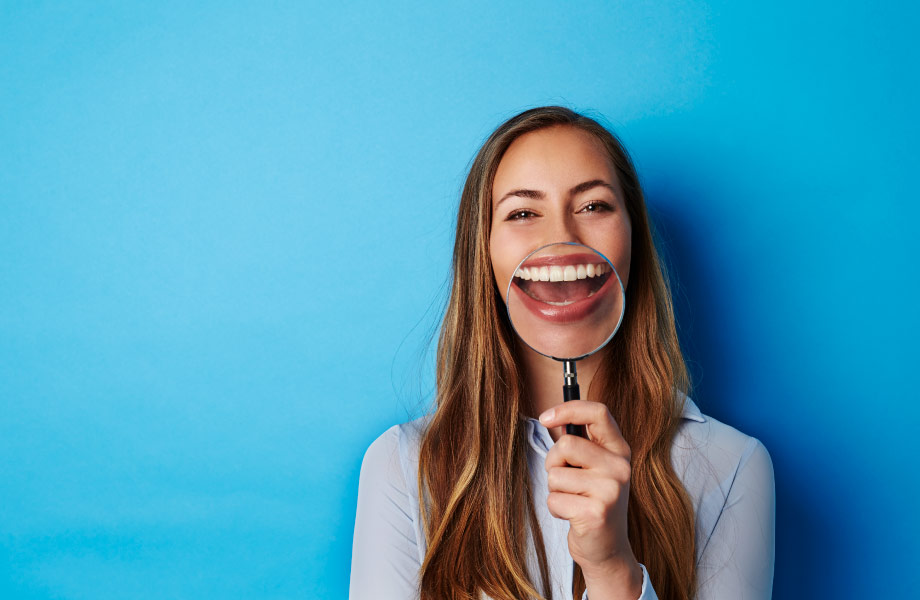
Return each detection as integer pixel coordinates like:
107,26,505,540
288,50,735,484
349,426,422,600
696,438,776,599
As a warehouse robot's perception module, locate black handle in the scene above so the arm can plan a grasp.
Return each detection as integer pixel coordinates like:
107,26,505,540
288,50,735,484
563,360,587,438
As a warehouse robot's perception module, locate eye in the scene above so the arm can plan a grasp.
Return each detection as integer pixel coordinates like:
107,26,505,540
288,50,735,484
578,201,614,214
505,209,537,221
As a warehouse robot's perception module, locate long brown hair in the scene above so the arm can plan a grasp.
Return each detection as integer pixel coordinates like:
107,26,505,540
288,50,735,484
417,106,696,600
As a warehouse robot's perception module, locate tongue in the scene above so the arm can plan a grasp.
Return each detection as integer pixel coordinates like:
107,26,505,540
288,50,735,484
525,279,596,303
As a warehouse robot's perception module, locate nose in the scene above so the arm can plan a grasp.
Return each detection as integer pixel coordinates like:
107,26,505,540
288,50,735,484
546,210,582,246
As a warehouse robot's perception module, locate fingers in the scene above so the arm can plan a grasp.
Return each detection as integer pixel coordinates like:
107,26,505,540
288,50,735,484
541,402,635,570
546,491,613,528
547,463,626,498
545,435,632,487
545,433,622,471
539,400,631,460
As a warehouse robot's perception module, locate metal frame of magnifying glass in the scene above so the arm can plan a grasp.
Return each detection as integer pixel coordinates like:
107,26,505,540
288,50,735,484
503,241,626,438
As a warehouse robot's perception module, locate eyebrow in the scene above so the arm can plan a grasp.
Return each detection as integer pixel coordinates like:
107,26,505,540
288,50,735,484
494,179,617,207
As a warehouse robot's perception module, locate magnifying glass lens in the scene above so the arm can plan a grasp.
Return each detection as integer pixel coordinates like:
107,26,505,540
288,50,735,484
505,242,625,361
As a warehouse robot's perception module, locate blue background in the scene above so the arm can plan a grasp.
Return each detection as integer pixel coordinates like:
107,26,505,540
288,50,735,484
2,1,917,598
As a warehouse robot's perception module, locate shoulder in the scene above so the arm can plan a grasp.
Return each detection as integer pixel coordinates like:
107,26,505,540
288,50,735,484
676,399,776,594
352,417,433,594
358,415,432,499
361,414,431,462
354,415,432,563
675,396,773,477
673,397,775,539
360,424,400,469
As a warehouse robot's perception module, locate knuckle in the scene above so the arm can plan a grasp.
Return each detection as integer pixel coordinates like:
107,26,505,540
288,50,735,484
604,455,631,482
602,480,622,501
592,403,608,419
558,435,573,452
547,466,562,488
587,499,607,522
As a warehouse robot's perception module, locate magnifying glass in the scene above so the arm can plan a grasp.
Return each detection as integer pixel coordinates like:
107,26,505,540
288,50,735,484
504,242,626,438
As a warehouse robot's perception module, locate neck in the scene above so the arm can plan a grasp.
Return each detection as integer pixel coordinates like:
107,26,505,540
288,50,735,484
519,345,604,442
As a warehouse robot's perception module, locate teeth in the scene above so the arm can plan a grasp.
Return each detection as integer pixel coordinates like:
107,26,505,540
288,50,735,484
515,263,609,281
549,266,563,282
563,266,577,281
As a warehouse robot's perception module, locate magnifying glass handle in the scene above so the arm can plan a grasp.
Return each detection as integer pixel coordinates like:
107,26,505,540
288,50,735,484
563,360,588,438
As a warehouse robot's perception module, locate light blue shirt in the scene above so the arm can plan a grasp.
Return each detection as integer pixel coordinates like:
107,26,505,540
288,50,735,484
350,397,775,599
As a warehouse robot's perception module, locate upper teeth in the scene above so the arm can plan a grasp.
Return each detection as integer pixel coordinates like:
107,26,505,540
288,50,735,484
514,263,608,282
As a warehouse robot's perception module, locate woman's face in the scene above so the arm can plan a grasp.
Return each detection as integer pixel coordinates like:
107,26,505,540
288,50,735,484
489,125,633,311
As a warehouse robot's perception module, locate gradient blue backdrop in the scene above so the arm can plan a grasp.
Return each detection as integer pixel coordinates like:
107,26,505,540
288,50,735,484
2,1,917,598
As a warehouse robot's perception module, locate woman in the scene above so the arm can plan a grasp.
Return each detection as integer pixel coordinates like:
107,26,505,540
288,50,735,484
350,106,775,600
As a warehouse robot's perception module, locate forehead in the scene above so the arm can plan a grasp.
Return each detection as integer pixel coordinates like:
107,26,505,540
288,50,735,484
492,126,617,200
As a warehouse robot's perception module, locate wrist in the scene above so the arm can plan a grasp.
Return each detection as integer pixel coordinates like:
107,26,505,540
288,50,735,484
580,556,643,600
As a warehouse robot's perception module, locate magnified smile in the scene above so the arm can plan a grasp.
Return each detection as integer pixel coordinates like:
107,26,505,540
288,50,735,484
509,252,615,324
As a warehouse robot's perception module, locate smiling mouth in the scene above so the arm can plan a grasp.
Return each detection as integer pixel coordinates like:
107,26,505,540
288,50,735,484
513,262,611,305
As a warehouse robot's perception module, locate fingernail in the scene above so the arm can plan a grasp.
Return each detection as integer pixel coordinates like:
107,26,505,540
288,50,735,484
539,408,555,424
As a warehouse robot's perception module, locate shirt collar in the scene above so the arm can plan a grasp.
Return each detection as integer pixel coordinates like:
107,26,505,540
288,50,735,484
522,394,706,434
680,395,706,423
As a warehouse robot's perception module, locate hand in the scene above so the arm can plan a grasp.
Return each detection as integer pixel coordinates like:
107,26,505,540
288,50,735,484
540,400,643,598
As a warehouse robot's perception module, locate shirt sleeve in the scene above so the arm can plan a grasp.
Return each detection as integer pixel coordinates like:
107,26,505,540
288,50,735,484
695,438,776,599
349,426,422,600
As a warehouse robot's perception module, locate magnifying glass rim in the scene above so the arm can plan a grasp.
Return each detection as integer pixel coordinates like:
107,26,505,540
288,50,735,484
503,241,626,361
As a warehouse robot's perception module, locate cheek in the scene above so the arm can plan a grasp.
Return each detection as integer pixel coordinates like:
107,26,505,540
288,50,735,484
491,258,516,298
489,250,508,301
489,230,517,291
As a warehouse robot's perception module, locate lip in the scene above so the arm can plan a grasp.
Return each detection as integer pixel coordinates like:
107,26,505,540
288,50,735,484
511,261,614,324
519,252,607,269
